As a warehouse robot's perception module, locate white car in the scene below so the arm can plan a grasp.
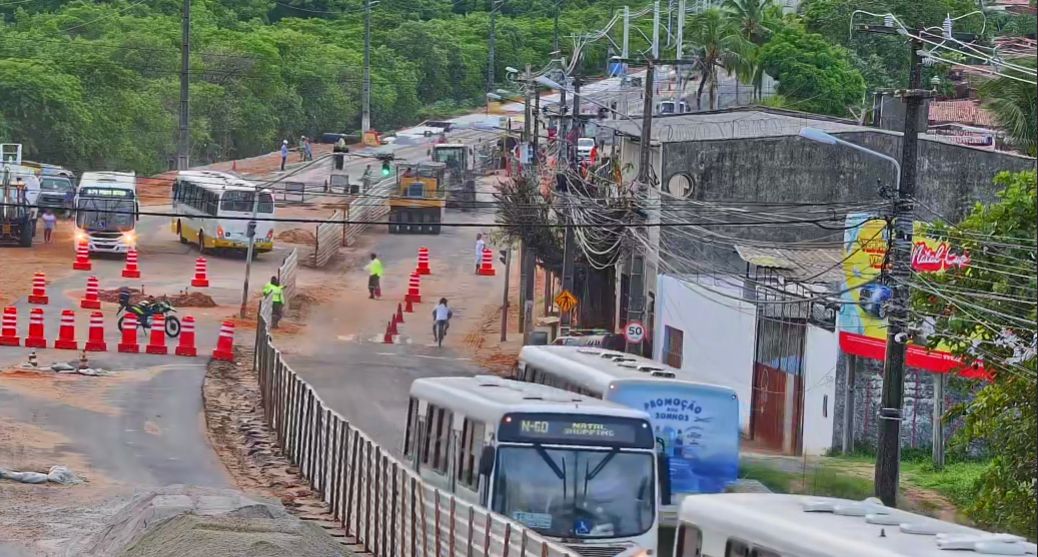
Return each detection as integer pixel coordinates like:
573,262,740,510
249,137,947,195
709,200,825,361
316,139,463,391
576,137,596,161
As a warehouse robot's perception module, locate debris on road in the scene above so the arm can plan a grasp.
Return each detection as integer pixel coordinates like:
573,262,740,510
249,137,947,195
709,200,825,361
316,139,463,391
0,465,83,485
98,288,217,308
68,485,350,557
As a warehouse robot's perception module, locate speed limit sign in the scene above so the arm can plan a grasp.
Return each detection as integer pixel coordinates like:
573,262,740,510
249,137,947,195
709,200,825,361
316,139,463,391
624,321,645,343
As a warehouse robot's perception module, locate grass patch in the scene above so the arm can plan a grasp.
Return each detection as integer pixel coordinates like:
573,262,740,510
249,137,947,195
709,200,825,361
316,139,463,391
740,460,874,500
738,462,794,493
899,460,986,509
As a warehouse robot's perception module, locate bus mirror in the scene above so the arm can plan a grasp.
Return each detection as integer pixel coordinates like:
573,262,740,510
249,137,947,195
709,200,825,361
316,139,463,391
658,455,673,506
478,446,496,476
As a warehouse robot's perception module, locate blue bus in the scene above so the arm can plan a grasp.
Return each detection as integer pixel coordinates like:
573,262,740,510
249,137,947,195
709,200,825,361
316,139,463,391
516,345,740,526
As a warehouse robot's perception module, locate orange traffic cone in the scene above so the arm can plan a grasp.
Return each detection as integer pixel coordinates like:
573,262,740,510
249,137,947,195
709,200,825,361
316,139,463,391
175,316,197,357
146,314,168,355
28,272,48,305
73,242,92,271
85,311,107,352
81,276,102,309
1,307,20,346
416,247,431,275
118,313,140,353
54,309,78,350
191,257,209,287
122,248,141,279
211,321,235,361
396,303,405,323
25,308,47,348
477,248,496,276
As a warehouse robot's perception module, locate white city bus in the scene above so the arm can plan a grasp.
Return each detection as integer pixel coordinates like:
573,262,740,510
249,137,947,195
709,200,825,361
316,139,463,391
405,375,663,557
674,493,1036,557
171,170,275,253
75,171,138,254
516,346,740,526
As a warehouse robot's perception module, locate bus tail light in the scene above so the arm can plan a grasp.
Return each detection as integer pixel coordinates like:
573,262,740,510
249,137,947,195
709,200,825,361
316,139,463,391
266,228,273,240
216,225,225,239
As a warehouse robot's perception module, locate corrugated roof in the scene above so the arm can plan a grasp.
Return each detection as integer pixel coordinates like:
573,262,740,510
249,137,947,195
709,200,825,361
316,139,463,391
607,108,873,142
734,245,845,283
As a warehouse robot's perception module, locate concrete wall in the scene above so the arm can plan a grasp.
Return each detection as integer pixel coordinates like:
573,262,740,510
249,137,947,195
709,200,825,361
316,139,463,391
654,274,757,432
802,326,839,455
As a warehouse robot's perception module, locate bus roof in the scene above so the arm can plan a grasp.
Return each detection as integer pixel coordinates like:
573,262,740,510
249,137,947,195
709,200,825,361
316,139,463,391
79,171,136,190
176,170,270,194
409,375,651,425
679,494,1033,557
518,345,737,397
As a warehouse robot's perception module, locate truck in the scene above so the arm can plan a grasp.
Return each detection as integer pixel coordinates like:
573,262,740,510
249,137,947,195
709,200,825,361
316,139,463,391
0,144,41,247
431,143,475,210
387,162,446,235
74,171,139,254
34,164,77,216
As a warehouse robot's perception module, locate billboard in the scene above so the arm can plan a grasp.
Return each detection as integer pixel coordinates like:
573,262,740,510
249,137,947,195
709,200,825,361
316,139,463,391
839,213,985,377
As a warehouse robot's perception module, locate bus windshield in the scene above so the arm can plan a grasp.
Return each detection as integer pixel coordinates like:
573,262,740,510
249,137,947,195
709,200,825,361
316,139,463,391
492,446,655,539
41,177,73,192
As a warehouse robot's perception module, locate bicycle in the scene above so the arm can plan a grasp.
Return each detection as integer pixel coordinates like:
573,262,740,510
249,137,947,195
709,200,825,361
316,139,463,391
433,320,449,348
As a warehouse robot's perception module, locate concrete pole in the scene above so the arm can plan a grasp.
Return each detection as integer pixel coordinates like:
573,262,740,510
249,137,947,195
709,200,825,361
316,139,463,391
676,0,685,60
361,0,371,133
622,5,630,59
651,0,661,59
177,0,190,170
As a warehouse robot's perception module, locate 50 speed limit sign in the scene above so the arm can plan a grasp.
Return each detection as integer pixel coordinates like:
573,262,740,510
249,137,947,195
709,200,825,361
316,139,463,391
623,321,646,343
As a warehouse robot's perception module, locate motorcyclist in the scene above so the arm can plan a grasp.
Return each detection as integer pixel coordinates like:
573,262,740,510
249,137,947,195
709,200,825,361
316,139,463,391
432,298,453,342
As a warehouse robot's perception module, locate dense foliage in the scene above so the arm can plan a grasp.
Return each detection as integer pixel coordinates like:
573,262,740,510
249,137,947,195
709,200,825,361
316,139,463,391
759,25,866,116
912,171,1037,540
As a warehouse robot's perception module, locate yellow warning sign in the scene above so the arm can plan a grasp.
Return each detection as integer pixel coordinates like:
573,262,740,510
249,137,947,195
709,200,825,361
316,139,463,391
555,290,578,313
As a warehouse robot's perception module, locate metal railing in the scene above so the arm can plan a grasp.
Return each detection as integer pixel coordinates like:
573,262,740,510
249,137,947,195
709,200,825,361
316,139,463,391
277,248,298,310
253,310,582,557
342,176,393,246
311,209,345,267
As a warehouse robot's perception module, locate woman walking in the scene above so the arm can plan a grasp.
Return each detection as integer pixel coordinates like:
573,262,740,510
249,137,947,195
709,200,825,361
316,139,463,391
42,209,57,243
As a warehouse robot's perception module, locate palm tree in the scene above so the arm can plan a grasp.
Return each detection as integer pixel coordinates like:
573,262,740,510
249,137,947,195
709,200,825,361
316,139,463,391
687,8,751,110
722,0,775,45
978,57,1037,156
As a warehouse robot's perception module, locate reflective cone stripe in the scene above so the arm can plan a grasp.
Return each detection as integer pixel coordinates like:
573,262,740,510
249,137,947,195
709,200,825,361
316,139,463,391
0,307,20,346
54,310,78,350
73,242,92,271
405,273,422,304
175,316,197,357
122,248,141,279
80,276,102,309
191,257,209,287
211,321,235,361
416,247,431,275
118,313,140,353
146,314,168,355
29,272,49,305
478,248,496,276
85,312,107,352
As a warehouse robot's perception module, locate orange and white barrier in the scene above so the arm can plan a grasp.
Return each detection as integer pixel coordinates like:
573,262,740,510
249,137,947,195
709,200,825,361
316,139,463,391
81,276,102,310
175,316,197,357
478,248,496,276
191,257,209,287
85,312,107,352
416,247,431,275
28,272,48,305
211,321,235,361
122,248,141,279
25,308,47,348
54,309,78,350
73,242,92,271
146,314,168,355
1,307,19,346
405,273,422,304
118,313,140,353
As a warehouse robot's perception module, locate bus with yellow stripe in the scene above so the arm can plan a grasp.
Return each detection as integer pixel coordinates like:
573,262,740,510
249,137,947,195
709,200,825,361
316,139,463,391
171,170,275,254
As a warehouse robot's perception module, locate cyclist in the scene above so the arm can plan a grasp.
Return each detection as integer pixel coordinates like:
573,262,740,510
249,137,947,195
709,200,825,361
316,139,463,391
432,298,453,346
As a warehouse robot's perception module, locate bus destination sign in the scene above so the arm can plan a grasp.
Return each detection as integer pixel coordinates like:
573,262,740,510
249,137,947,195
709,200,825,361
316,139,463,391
499,413,653,448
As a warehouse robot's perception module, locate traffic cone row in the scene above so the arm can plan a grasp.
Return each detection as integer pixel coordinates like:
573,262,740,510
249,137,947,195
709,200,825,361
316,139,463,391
122,248,141,279
73,242,91,271
416,247,431,275
478,248,496,276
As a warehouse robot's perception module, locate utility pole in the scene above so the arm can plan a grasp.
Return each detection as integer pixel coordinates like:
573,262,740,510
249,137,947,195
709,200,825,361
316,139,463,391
177,0,190,171
651,0,661,59
552,0,561,53
676,0,685,59
487,0,500,92
625,61,656,354
361,0,371,133
622,5,630,59
559,72,578,335
519,65,533,337
523,85,540,344
239,187,262,318
874,37,929,508
500,247,512,342
569,74,582,167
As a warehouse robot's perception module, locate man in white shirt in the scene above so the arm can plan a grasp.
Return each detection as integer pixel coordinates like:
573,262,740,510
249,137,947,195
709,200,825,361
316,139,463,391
432,298,453,343
474,233,485,274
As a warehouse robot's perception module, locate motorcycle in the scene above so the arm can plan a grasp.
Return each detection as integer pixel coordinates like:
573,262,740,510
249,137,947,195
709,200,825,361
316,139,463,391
116,295,182,338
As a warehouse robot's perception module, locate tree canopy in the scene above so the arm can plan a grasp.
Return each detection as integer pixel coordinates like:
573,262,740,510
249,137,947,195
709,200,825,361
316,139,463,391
759,25,866,116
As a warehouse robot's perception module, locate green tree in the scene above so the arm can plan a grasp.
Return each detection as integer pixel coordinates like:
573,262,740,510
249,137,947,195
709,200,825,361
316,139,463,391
759,26,866,116
978,57,1037,157
912,170,1037,540
687,8,751,110
723,0,777,45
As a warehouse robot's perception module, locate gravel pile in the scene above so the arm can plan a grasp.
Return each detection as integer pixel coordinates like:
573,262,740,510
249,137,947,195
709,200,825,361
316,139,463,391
67,485,349,557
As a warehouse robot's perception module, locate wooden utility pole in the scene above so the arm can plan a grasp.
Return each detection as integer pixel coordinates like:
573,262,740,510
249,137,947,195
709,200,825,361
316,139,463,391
177,0,191,170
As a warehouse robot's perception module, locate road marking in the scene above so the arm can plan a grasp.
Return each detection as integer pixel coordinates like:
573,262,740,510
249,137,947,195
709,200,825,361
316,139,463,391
415,354,472,361
337,335,356,342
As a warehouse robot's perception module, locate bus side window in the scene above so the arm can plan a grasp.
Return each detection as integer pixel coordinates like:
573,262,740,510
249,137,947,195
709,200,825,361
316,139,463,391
676,524,703,557
404,398,418,456
431,408,452,474
725,539,750,557
456,418,485,489
421,405,436,466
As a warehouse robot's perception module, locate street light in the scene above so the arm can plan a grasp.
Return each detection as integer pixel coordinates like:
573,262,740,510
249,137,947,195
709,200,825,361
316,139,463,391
798,127,901,193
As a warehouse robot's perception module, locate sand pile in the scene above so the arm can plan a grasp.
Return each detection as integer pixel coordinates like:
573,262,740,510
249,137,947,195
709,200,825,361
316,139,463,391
98,289,217,308
276,229,316,246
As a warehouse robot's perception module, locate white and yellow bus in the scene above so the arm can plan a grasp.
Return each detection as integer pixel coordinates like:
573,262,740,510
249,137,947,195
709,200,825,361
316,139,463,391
405,375,664,557
171,170,275,253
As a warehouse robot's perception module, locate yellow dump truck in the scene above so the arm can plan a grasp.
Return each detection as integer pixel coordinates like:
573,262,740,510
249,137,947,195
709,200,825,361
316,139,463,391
387,161,446,235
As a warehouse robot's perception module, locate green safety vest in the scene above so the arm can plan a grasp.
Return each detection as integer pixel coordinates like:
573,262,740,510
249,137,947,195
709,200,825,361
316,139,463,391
263,283,284,303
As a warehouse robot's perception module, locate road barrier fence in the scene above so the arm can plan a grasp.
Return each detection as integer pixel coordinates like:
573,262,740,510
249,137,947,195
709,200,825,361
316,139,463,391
254,308,583,557
311,209,344,268
276,248,298,310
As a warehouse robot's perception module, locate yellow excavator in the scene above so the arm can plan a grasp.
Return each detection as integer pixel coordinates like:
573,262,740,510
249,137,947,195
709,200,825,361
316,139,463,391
387,161,446,235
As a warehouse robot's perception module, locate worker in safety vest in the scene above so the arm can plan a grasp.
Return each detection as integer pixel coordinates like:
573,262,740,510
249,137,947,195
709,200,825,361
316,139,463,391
263,276,285,329
364,253,383,299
